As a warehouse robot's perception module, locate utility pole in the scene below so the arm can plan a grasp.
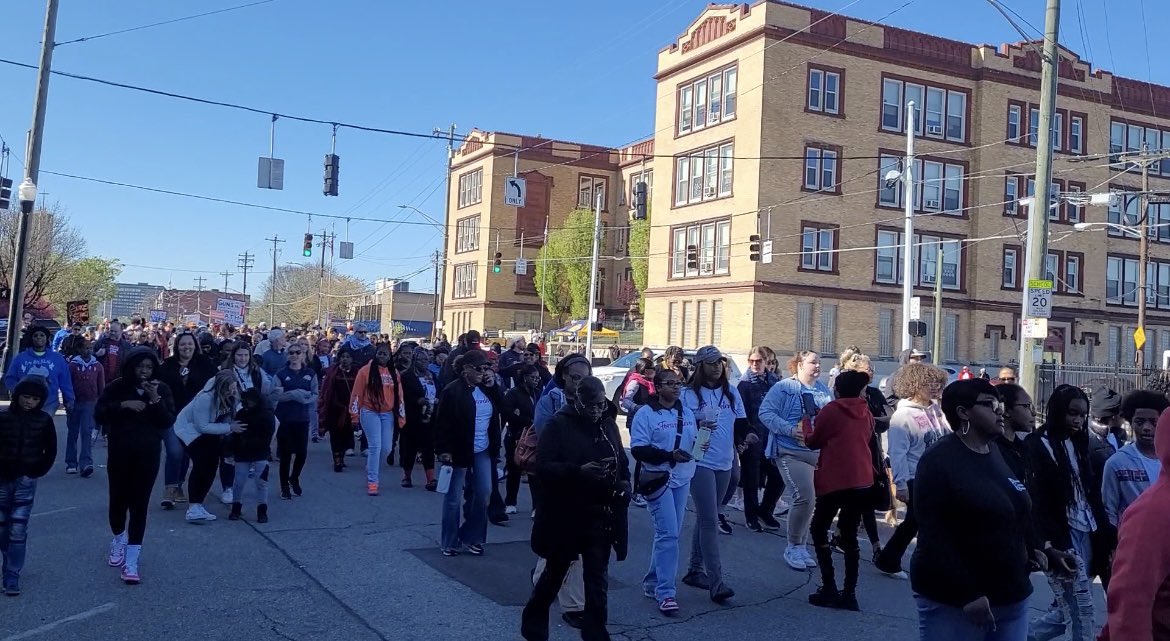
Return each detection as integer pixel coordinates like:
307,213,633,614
1018,0,1061,399
265,235,284,326
1138,148,1151,371
431,249,440,336
433,123,456,341
316,228,334,326
237,252,254,296
932,244,944,361
2,0,59,378
585,191,603,358
219,270,233,292
899,101,917,354
193,276,206,292
193,276,206,321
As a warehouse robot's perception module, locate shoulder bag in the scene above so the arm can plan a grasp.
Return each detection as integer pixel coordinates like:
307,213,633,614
634,407,684,501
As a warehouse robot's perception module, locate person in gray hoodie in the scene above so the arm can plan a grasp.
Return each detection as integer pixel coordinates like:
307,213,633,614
1102,390,1169,529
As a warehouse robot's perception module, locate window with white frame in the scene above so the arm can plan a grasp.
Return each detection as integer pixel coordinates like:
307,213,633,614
801,225,836,272
578,175,606,209
1108,190,1142,238
457,169,483,208
670,219,731,278
674,142,733,206
1065,254,1081,293
455,215,480,253
453,263,478,299
807,66,841,115
1007,104,1022,143
1107,255,1139,305
1110,119,1167,173
874,230,963,290
803,145,839,192
880,76,969,143
677,65,738,135
1002,247,1018,288
876,154,965,214
628,169,653,207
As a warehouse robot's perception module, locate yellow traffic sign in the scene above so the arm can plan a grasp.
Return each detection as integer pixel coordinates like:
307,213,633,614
1135,327,1147,351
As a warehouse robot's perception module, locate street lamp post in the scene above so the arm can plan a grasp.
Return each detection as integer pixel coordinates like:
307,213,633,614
397,204,447,342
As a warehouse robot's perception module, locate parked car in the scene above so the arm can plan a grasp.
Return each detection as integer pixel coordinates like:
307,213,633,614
595,348,747,414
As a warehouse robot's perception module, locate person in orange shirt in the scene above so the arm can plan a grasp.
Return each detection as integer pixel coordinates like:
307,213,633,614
350,344,405,496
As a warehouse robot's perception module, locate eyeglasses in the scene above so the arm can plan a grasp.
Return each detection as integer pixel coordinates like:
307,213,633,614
288,351,303,356
658,380,681,387
474,365,493,372
1000,377,1017,383
747,358,764,364
973,399,1005,414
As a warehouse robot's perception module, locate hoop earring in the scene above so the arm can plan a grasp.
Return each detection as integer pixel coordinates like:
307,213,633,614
961,420,971,436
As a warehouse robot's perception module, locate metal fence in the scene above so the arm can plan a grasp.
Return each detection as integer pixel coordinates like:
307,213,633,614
1034,362,1165,414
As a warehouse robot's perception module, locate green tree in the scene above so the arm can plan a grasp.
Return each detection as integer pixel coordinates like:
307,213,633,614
628,216,649,313
46,257,121,316
536,208,597,319
533,243,571,319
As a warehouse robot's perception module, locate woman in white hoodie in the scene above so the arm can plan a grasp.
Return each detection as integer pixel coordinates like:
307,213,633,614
173,370,247,523
873,362,949,579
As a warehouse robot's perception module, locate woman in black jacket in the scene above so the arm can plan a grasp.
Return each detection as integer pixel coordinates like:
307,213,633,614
501,365,541,512
434,349,499,556
1023,384,1099,640
521,376,630,641
399,347,438,490
156,332,216,509
95,347,176,585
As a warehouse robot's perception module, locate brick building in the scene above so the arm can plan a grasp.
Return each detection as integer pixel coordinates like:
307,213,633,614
152,289,249,324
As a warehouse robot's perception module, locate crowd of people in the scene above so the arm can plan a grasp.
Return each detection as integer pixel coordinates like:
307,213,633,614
2,318,1170,640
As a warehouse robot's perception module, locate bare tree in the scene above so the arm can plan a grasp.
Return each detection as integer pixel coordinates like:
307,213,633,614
251,263,368,327
0,206,87,314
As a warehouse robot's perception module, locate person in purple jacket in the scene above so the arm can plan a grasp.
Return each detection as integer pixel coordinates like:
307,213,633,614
66,339,104,477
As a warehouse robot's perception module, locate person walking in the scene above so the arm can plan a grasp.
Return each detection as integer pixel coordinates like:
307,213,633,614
4,324,74,418
521,377,630,641
319,350,357,472
0,377,57,595
273,344,317,499
805,371,875,611
65,339,103,478
222,341,275,504
350,343,404,496
156,332,216,508
399,347,438,489
1102,390,1169,528
501,365,540,511
434,350,498,556
736,346,784,533
630,368,696,615
875,362,950,579
758,350,833,571
173,370,247,523
227,389,275,523
912,378,1075,641
679,346,745,602
96,347,177,584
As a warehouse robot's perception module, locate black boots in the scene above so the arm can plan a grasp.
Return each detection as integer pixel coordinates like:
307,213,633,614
228,502,242,521
257,504,268,524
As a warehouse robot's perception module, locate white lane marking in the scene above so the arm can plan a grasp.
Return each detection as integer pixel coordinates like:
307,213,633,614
2,602,116,641
30,506,77,518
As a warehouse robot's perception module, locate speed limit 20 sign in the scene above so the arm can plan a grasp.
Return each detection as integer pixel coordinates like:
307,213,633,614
1027,279,1053,319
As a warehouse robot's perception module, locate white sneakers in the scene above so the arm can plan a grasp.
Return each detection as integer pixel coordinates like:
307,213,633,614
121,545,141,584
784,545,818,570
505,506,518,515
220,488,234,505
107,533,127,567
185,504,217,523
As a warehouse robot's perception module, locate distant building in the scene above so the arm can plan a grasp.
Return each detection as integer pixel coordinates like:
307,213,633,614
96,282,165,322
151,289,249,324
349,279,435,338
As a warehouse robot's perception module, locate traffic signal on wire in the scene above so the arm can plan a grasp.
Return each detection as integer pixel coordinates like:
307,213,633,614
303,233,313,257
749,234,762,262
493,252,502,273
686,244,699,271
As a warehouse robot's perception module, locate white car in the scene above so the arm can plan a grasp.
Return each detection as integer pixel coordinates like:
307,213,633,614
595,348,746,413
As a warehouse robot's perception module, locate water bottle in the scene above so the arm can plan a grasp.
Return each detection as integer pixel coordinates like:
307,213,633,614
692,425,713,462
436,464,454,494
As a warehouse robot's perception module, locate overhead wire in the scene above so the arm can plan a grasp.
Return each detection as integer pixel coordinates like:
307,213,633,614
54,0,280,47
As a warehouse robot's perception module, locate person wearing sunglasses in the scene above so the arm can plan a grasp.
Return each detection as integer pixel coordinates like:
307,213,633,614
273,344,318,500
994,384,1034,488
434,349,499,557
912,378,1075,640
349,343,404,497
995,366,1018,386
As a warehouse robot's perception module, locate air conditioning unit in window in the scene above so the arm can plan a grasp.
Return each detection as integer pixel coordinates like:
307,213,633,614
922,273,936,284
704,187,717,198
925,198,941,209
927,124,943,135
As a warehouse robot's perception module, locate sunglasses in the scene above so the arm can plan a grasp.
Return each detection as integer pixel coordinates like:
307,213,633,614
973,399,1004,414
1000,377,1017,383
658,380,681,387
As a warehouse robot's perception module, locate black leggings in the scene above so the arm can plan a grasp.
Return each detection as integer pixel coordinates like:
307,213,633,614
504,432,522,506
329,419,354,459
108,443,161,546
186,435,223,504
876,479,916,572
277,421,308,490
741,441,783,520
398,421,435,473
810,487,867,594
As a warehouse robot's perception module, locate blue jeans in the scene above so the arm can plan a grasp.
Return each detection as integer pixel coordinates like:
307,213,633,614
162,427,190,487
440,451,491,550
916,595,1029,641
65,400,96,469
360,409,396,484
1029,529,1095,641
0,477,37,585
643,482,690,601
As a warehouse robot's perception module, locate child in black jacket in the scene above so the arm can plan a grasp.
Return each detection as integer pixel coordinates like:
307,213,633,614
0,376,58,595
228,389,276,522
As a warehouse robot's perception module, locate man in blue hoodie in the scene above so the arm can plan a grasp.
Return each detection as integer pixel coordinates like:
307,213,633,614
1102,390,1170,528
4,325,74,415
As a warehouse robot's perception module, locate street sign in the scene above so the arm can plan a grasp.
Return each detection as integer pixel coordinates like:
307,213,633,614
910,296,922,321
515,258,528,275
761,240,773,264
257,157,285,190
1026,279,1053,319
1023,317,1048,339
338,241,354,259
1135,326,1147,351
505,176,526,207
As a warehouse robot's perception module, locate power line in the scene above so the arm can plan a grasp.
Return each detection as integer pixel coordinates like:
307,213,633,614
53,0,279,47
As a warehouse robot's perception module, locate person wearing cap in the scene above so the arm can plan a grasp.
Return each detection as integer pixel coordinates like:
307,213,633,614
4,324,74,417
0,376,57,595
433,348,499,556
438,330,483,390
339,324,375,369
679,345,746,603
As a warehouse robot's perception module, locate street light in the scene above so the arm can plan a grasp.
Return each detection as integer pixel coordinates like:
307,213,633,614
17,178,36,214
398,204,447,341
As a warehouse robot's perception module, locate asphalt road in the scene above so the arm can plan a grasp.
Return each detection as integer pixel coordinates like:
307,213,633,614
1,415,1107,641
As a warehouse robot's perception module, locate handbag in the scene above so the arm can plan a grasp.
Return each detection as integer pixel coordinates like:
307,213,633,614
634,407,684,501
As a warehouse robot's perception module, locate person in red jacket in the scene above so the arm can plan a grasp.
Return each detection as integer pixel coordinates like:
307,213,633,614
1099,408,1170,641
805,370,878,611
66,339,104,477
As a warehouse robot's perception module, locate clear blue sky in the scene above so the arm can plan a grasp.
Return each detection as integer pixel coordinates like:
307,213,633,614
0,0,1164,299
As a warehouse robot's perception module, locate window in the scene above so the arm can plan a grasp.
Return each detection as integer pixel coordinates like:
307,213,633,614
1110,118,1170,173
674,142,733,206
1003,174,1019,216
1052,112,1063,151
1065,254,1081,293
629,169,653,207
880,76,969,143
677,65,738,135
874,229,963,290
697,301,709,346
682,302,693,348
803,145,840,192
711,300,723,345
800,224,837,272
1107,255,1139,305
670,218,731,279
807,66,842,115
453,263,477,299
878,308,895,358
988,328,1002,362
668,302,680,345
1045,252,1058,283
1069,115,1084,154
1066,182,1085,223
944,313,959,362
876,153,966,215
1007,103,1022,143
820,304,838,355
1002,246,1018,289
455,215,480,253
577,175,606,209
1005,175,1080,224
1029,106,1040,146
1108,189,1142,238
796,302,814,351
457,169,483,208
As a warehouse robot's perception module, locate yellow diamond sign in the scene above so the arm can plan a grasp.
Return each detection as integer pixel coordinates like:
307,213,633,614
1135,327,1147,351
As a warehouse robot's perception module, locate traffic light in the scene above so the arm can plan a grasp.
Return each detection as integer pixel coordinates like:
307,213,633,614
686,244,699,271
908,320,927,337
303,233,313,257
0,178,11,211
632,181,647,220
493,252,502,273
323,153,340,197
749,234,762,262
